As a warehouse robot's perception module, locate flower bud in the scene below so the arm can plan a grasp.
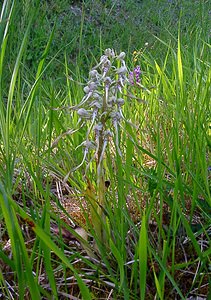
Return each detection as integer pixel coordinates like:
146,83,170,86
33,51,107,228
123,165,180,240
102,60,111,75
94,123,103,133
100,55,108,64
104,130,113,139
104,48,115,58
110,111,122,121
107,96,117,107
84,140,95,150
117,98,125,106
104,77,112,86
83,86,90,93
89,101,102,109
116,66,127,74
117,52,126,60
89,69,99,78
92,92,102,100
88,81,97,90
77,108,92,119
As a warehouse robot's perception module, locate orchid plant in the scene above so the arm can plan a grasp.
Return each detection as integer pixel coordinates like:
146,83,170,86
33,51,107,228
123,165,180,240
68,49,141,244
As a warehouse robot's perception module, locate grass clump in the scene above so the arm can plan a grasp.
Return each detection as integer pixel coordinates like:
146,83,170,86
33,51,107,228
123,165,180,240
0,0,210,299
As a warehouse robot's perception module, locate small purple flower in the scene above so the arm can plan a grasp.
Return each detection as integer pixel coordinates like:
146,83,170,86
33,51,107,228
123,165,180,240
129,65,141,85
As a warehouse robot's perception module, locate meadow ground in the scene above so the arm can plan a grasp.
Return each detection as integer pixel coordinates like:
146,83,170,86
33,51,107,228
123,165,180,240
0,0,210,299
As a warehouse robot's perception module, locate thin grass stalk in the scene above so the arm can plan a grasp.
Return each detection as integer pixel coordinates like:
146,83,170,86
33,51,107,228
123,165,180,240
0,268,11,299
42,182,58,299
0,36,7,147
177,32,183,97
1,182,93,298
150,244,186,300
138,211,148,300
5,14,32,162
0,183,41,299
17,24,55,145
159,240,168,299
0,0,14,176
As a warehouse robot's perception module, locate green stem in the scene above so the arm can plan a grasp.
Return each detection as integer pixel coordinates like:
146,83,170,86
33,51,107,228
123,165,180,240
96,85,107,243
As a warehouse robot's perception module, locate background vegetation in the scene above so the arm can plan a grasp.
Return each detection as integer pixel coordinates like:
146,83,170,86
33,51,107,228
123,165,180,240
0,0,210,299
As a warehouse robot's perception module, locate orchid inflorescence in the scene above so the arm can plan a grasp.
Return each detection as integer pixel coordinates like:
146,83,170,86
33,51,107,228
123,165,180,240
71,48,139,177
129,65,141,85
67,49,142,244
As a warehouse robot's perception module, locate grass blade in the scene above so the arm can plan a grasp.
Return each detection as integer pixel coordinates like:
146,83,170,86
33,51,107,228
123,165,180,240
138,211,148,300
0,183,41,299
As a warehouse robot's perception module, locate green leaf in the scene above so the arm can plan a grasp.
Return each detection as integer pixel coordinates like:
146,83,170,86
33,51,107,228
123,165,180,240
0,184,41,299
138,212,148,300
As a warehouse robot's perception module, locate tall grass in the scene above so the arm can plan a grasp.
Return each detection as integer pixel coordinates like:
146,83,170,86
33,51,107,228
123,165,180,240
0,0,210,299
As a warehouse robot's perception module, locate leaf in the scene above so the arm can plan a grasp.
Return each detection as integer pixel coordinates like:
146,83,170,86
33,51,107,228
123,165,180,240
138,212,148,300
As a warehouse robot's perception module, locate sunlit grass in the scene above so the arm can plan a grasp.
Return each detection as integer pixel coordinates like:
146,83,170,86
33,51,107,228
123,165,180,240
0,0,210,299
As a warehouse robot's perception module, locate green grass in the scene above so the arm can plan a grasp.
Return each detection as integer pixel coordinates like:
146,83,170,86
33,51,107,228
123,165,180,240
0,0,210,299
